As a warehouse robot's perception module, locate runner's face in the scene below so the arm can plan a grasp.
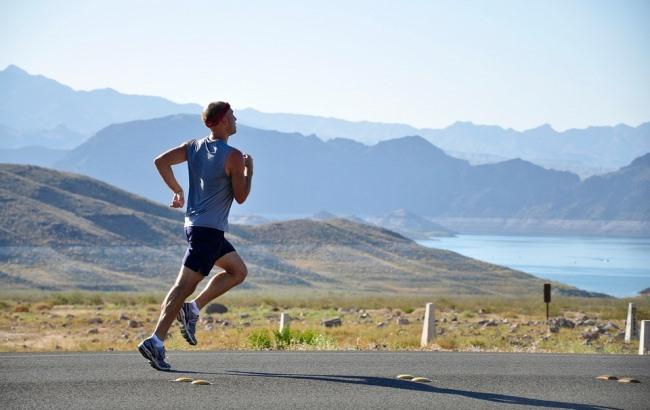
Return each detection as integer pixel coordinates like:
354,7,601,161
226,109,237,134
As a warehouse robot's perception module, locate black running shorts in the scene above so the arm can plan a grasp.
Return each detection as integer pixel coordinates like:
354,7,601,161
182,226,236,276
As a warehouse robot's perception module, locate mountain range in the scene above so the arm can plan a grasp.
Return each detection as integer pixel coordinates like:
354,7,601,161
235,109,650,177
50,114,649,236
0,65,200,147
2,65,648,177
1,163,600,296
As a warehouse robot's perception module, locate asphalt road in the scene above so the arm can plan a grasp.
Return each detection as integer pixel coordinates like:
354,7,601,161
1,351,648,409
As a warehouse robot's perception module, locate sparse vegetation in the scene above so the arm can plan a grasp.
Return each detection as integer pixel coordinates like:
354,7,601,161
0,291,647,353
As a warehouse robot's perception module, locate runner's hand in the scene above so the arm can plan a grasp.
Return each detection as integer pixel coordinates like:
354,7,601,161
243,154,254,174
171,190,184,208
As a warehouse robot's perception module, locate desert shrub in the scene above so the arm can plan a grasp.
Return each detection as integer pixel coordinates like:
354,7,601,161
248,329,272,349
14,305,29,313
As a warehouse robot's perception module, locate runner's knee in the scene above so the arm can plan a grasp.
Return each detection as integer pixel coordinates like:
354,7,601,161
230,264,247,284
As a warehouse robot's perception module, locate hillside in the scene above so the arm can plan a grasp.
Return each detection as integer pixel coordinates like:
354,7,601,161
0,164,586,296
52,115,649,237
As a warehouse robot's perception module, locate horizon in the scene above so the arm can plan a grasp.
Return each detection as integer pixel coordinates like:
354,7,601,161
3,63,648,134
2,1,648,132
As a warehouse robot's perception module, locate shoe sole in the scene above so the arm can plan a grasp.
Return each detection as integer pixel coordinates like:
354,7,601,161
138,343,170,371
177,308,197,346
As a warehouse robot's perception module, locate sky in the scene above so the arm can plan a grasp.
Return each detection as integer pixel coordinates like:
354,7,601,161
1,0,649,131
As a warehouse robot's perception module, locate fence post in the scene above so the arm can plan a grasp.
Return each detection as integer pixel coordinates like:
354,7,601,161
639,320,649,355
279,313,290,333
625,303,637,343
420,303,435,347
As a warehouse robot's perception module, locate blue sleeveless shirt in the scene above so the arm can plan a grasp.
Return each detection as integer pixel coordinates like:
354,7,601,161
184,137,235,231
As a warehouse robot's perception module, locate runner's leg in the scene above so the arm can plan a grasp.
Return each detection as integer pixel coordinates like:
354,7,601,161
191,251,247,309
153,265,204,340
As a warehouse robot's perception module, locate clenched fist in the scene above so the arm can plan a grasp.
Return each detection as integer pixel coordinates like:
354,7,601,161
243,154,254,175
170,190,185,208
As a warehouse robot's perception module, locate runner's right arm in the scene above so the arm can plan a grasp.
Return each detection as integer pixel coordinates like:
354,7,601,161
154,142,189,208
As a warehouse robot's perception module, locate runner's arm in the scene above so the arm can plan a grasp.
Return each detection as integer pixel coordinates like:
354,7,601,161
154,142,188,207
227,149,253,204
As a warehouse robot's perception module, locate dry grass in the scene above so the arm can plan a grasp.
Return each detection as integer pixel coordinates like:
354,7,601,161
0,291,647,354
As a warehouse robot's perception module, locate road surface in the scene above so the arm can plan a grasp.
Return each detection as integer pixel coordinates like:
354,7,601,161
1,351,648,409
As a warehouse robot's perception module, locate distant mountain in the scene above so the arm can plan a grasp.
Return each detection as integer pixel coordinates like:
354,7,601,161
365,209,456,239
53,114,649,236
0,146,70,168
0,163,586,296
0,65,200,139
4,66,647,176
0,123,87,149
237,108,650,177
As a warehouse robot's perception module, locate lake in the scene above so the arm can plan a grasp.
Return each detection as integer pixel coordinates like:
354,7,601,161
417,235,650,298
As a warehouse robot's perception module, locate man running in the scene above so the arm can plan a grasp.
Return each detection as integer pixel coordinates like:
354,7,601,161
138,101,253,370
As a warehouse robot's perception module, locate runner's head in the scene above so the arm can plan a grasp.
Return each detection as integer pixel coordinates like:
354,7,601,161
202,101,236,135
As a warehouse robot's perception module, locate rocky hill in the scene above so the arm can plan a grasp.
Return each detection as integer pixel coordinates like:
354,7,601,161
0,164,589,296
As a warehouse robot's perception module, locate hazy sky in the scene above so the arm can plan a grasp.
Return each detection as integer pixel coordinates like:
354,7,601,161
1,0,648,131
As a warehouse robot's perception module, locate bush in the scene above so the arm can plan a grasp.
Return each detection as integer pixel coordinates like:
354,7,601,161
248,329,272,349
14,305,29,313
250,328,334,350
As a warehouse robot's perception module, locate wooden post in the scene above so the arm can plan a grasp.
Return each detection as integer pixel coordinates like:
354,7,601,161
544,283,551,320
279,313,290,333
639,320,650,355
420,303,435,347
625,303,637,343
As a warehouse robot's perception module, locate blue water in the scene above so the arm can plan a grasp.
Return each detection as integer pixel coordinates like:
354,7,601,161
417,235,650,298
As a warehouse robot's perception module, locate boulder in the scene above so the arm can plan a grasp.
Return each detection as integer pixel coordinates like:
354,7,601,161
128,320,143,328
322,317,342,328
205,303,228,314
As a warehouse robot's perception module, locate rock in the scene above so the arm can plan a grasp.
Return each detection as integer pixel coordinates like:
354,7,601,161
271,306,279,312
396,318,410,325
121,333,129,339
87,328,99,334
481,319,498,328
547,317,575,329
201,315,215,324
241,322,251,327
118,312,129,321
360,312,369,319
603,322,619,331
509,324,519,332
581,329,600,342
451,316,458,322
442,317,448,323
478,309,486,314
221,320,230,327
205,303,228,314
322,317,342,328
548,324,560,333
239,313,250,319
588,325,606,334
128,320,143,328
376,322,385,328
583,319,597,326
88,317,103,324
204,325,214,331
65,314,75,320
